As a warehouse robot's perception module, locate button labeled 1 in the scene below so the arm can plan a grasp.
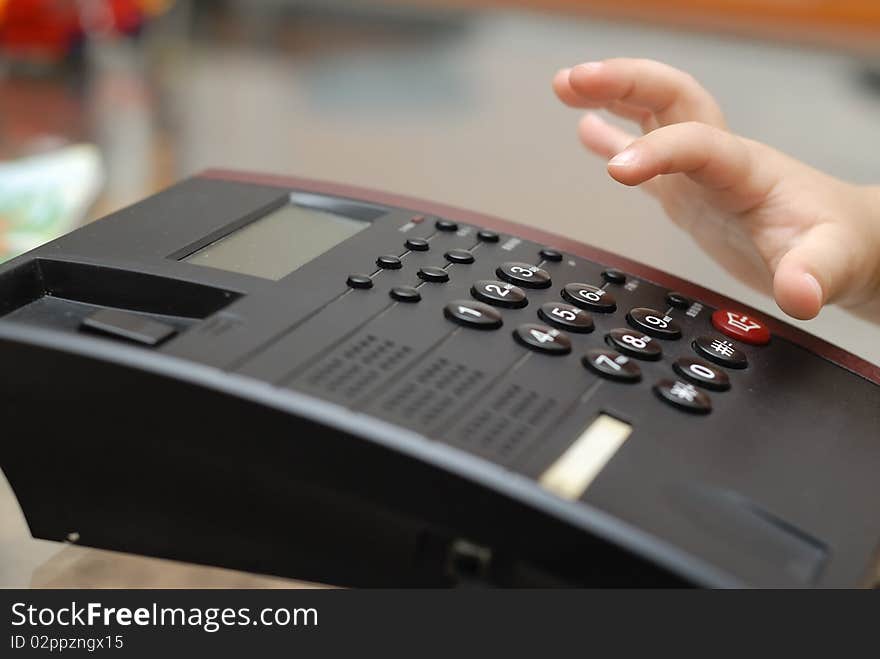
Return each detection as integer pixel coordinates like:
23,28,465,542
513,324,571,355
444,300,502,330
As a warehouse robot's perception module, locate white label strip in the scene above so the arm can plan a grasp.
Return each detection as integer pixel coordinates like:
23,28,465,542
538,415,633,501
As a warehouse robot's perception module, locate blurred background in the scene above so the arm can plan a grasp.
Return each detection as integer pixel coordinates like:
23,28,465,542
1,0,879,587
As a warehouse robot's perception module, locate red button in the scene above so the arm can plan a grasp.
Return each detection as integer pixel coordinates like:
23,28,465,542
711,309,771,345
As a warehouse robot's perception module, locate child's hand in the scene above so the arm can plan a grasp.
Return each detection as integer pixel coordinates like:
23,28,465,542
553,58,880,321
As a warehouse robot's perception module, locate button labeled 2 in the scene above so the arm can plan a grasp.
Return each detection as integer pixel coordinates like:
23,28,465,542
444,300,502,330
472,280,528,308
513,324,571,355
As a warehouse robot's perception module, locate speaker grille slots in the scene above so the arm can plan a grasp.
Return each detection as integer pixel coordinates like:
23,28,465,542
374,357,486,429
295,334,412,401
444,382,559,462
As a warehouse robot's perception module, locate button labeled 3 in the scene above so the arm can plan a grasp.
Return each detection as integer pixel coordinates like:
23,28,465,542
497,262,552,289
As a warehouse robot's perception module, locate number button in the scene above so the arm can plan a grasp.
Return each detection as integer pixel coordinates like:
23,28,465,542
627,307,682,339
444,300,503,330
471,280,528,308
582,349,641,383
497,262,552,289
673,357,730,391
693,335,748,369
654,379,712,414
561,283,616,313
513,324,572,355
538,302,593,333
606,328,662,360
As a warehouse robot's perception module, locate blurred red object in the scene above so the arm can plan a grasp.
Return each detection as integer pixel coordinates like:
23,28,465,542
0,0,172,61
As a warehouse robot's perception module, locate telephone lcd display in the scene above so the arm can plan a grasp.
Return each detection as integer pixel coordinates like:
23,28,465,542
182,204,368,280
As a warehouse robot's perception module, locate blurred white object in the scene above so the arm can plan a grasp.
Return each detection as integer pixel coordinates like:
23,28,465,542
0,144,105,261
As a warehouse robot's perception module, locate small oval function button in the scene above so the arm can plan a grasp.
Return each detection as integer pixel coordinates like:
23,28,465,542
627,307,682,339
376,254,402,270
674,357,730,391
477,230,500,243
435,219,459,232
346,274,373,290
538,302,593,333
582,349,641,383
606,328,662,360
418,267,450,283
602,269,626,284
390,286,421,303
540,248,563,262
472,280,528,308
513,324,572,355
445,249,475,264
654,379,712,414
561,283,616,313
497,262,552,289
666,291,691,309
405,237,430,252
693,335,748,369
712,309,771,346
444,300,502,330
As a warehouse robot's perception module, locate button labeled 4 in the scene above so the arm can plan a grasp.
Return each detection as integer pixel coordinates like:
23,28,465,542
514,323,572,355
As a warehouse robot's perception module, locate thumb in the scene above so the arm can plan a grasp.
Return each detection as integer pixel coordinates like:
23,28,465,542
772,223,859,320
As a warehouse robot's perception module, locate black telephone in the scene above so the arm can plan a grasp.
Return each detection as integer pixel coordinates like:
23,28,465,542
1,171,877,588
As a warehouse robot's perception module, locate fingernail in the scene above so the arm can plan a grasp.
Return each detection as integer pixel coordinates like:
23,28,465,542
804,273,824,305
608,149,637,167
576,61,603,73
